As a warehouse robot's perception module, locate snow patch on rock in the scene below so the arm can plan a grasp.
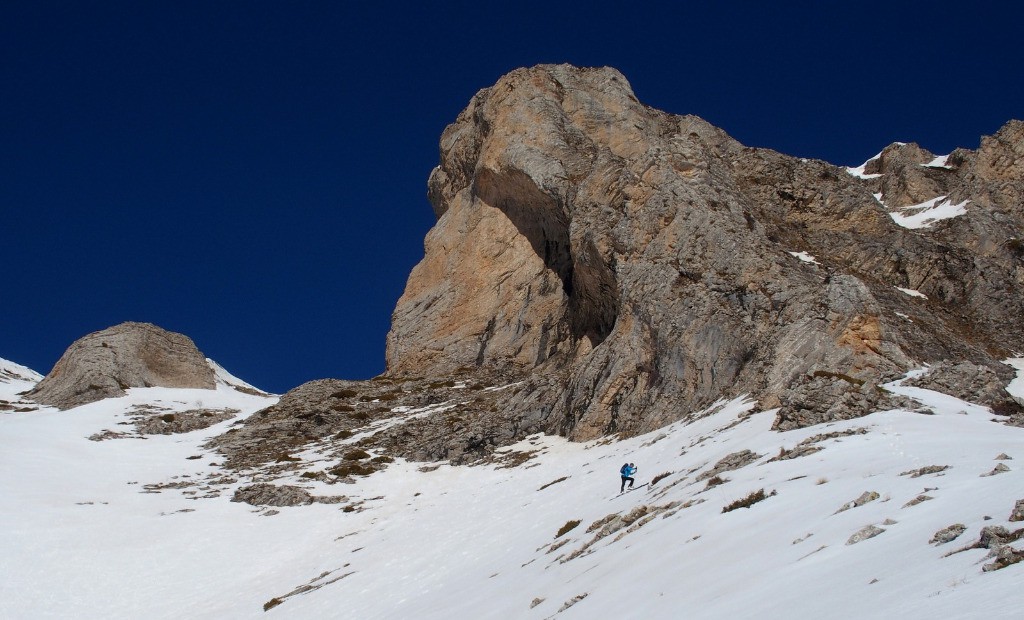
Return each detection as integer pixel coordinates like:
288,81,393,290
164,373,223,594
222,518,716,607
787,251,821,265
895,286,928,299
888,195,970,229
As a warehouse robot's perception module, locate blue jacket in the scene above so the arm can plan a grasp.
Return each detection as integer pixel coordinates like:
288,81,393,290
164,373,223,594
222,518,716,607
621,465,636,477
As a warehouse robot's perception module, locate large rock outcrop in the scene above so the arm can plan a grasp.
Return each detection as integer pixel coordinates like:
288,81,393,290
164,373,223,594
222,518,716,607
26,322,216,409
213,64,1022,469
386,64,1024,440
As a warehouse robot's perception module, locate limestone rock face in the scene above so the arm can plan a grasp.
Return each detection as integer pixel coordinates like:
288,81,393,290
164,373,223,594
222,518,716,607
26,322,216,409
386,64,1024,440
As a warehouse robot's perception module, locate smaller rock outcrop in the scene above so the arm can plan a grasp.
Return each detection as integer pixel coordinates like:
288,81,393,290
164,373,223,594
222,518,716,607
209,369,528,469
835,491,880,514
930,523,967,545
977,525,1024,549
26,322,216,409
134,408,239,435
847,525,885,545
231,483,347,507
903,361,1015,407
232,484,314,507
697,450,761,481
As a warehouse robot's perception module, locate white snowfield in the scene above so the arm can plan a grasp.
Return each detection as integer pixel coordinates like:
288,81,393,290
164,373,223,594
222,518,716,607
2,358,1024,619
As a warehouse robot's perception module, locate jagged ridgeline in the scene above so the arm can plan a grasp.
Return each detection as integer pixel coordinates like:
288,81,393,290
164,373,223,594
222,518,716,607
223,64,1022,466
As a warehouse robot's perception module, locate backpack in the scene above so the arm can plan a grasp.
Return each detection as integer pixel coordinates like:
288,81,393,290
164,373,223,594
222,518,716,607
620,463,630,476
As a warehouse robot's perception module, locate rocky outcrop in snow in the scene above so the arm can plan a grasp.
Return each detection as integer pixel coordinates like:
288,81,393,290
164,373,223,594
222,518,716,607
904,361,1015,407
232,484,314,507
26,322,216,409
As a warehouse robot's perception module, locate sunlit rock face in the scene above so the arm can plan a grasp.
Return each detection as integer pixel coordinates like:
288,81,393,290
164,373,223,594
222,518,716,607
384,64,1022,440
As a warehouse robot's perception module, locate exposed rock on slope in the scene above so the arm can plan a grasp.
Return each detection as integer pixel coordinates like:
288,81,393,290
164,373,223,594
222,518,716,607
209,370,527,468
386,64,1023,440
26,322,216,409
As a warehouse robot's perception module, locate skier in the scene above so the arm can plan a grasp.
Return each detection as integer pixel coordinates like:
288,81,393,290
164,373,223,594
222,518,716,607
620,462,637,493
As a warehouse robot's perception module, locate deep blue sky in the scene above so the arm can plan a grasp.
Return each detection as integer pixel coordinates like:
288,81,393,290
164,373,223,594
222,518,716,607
2,2,1020,393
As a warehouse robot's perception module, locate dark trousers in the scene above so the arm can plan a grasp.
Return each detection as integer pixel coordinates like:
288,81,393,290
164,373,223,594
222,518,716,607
620,476,634,492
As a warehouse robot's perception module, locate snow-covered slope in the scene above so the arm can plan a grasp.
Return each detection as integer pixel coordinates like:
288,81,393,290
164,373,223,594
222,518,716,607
208,357,269,394
0,357,44,416
0,356,43,396
2,360,1023,619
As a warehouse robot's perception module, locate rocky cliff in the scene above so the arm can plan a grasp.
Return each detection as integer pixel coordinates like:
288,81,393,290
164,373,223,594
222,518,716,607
386,64,1023,440
215,64,1023,469
26,322,216,409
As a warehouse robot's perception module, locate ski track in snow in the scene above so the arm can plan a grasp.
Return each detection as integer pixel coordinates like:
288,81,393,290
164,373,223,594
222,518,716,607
2,360,1024,619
